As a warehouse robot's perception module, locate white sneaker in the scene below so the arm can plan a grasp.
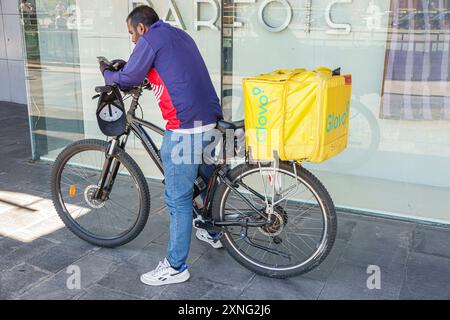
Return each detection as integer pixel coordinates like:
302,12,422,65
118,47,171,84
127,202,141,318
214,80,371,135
192,214,204,230
140,258,190,286
196,229,223,249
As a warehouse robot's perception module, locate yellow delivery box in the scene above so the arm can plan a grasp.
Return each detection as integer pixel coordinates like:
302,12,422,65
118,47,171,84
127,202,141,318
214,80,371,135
243,67,352,163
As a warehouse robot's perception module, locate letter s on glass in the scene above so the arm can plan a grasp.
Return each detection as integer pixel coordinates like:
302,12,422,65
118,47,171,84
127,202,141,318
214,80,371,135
325,0,352,35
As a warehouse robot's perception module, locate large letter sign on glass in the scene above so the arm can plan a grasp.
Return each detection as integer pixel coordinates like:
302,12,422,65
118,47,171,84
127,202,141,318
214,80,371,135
258,0,293,33
194,0,220,31
164,0,186,30
325,0,353,35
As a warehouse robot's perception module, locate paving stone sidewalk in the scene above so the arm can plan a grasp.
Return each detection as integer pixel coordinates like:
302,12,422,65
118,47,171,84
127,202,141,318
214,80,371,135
1,102,450,300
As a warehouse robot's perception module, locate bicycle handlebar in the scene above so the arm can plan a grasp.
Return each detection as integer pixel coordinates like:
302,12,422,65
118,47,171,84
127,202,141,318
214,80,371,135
95,79,150,95
95,85,115,94
95,56,151,94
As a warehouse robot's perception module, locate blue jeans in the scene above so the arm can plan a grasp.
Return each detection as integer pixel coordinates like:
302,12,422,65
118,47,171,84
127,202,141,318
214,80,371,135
160,130,214,269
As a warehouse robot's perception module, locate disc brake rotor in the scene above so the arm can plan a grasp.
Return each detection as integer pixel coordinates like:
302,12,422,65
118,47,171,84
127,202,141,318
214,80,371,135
84,185,106,209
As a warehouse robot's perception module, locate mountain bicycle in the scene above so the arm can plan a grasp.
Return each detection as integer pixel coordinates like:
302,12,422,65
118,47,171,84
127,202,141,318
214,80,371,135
51,78,337,279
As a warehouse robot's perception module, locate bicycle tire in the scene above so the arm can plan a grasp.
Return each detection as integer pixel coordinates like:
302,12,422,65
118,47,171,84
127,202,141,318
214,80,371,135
51,139,150,248
211,162,337,278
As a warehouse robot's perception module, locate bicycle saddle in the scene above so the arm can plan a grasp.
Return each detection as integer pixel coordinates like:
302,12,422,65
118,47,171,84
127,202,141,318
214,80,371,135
216,120,245,133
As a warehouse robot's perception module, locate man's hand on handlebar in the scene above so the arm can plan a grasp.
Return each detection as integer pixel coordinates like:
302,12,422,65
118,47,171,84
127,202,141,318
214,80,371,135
111,59,127,71
97,56,127,74
99,61,113,75
96,56,149,93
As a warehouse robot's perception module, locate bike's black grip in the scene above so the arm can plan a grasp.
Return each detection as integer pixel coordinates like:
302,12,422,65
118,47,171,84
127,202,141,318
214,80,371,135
95,86,113,93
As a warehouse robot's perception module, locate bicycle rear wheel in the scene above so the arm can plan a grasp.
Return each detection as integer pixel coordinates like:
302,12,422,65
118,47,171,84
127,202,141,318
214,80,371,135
212,162,337,278
51,139,150,248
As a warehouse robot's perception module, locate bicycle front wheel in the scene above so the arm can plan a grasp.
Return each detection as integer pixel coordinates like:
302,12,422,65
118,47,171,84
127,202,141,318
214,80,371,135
51,139,150,248
212,162,337,278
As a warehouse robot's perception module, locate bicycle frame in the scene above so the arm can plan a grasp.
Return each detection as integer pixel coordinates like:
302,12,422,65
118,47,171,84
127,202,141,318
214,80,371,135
95,84,269,228
94,86,163,199
96,116,166,198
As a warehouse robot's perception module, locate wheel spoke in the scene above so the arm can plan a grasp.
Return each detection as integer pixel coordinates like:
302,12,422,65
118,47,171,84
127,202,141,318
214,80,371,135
219,164,335,274
54,144,146,244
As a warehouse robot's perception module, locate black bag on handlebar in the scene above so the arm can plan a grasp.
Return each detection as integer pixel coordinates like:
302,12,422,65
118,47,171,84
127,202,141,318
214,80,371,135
95,86,127,137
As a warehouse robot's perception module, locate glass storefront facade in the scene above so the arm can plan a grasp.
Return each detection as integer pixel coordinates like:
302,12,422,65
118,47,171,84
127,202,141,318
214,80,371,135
21,0,450,224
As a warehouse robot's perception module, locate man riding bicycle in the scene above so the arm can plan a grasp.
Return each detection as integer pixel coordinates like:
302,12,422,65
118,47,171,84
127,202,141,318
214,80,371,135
100,5,224,286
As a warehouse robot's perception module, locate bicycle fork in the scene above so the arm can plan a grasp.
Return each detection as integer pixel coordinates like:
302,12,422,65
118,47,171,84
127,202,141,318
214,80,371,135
94,137,125,201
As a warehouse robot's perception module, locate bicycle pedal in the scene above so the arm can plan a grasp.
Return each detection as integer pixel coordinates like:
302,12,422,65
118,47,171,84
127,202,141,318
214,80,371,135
194,220,208,229
194,219,219,235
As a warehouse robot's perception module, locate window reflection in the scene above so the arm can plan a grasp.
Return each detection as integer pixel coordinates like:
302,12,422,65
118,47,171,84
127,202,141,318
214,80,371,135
382,0,450,120
223,0,450,222
21,0,450,222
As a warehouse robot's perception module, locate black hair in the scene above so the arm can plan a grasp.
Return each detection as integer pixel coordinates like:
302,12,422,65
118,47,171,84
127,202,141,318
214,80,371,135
127,5,159,29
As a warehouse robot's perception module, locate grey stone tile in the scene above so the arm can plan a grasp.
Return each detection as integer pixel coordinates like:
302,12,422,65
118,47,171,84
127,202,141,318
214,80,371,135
301,239,348,282
24,217,79,244
96,262,161,299
18,253,121,300
146,181,166,212
53,251,121,285
335,215,357,241
0,211,50,237
339,219,414,274
27,240,96,273
319,261,403,300
399,252,450,300
151,265,252,300
149,207,171,225
0,236,23,255
153,276,216,300
200,282,245,300
122,242,168,268
97,243,220,300
412,225,450,259
95,216,167,262
189,236,218,259
17,277,85,300
189,247,254,288
151,226,212,262
0,236,58,271
149,187,164,201
0,263,51,299
145,212,170,232
0,166,50,191
239,275,324,300
77,284,142,300
337,212,391,224
0,191,45,210
129,241,206,269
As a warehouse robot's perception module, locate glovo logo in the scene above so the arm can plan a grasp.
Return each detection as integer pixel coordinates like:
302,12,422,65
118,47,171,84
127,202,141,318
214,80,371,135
326,102,350,133
252,87,269,143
